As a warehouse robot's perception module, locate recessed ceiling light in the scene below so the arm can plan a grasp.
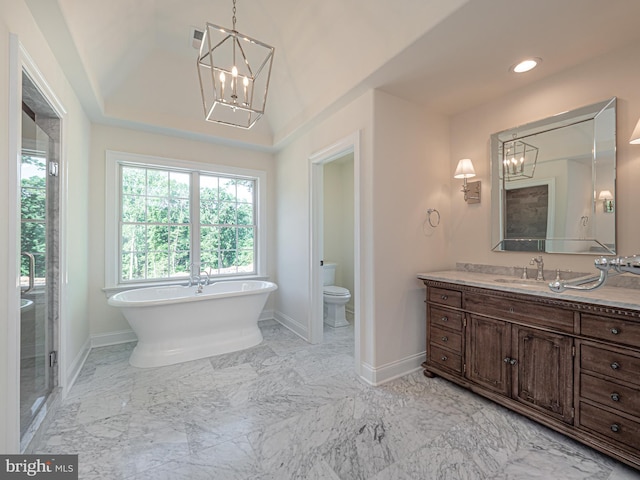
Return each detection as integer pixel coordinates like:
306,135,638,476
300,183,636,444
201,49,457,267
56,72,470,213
510,58,542,73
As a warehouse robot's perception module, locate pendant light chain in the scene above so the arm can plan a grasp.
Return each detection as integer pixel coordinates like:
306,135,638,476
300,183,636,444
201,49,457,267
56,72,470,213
232,0,237,31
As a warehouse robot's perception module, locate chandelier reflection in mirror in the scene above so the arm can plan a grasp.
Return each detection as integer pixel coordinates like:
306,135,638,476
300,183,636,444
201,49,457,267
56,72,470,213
501,138,539,181
197,0,275,129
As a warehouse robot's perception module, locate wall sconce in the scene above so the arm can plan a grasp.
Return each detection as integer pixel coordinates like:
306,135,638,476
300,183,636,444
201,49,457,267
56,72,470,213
598,190,614,213
630,118,640,144
454,158,481,204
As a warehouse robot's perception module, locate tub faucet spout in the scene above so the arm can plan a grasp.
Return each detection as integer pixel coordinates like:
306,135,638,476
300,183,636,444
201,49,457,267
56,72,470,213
196,271,210,294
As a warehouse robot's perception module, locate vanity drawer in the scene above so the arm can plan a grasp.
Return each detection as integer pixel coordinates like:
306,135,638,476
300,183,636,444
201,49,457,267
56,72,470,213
428,344,462,374
581,344,640,386
430,324,462,353
579,401,640,451
464,292,574,333
581,373,640,418
428,287,462,309
581,314,640,348
429,306,463,331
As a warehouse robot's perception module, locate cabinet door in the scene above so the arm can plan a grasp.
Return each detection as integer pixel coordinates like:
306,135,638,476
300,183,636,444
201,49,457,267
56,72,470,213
466,314,511,395
512,326,574,424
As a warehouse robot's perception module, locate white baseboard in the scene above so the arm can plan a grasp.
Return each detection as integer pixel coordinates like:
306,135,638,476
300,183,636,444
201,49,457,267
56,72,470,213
91,329,137,348
273,310,308,340
359,351,425,386
64,337,91,396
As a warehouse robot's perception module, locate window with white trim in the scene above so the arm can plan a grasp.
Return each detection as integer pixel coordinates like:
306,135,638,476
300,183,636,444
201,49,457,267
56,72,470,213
105,151,266,287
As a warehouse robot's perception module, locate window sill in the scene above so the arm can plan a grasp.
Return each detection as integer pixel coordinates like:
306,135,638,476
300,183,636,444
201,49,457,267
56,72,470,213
102,274,271,299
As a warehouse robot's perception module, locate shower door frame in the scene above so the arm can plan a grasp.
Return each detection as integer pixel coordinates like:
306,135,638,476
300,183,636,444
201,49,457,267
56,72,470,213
6,35,68,452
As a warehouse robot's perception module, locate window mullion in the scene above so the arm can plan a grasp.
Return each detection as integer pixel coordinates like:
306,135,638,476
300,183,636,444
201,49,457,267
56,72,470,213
191,171,201,268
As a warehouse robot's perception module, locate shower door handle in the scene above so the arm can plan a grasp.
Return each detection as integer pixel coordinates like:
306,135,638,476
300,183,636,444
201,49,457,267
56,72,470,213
21,252,35,294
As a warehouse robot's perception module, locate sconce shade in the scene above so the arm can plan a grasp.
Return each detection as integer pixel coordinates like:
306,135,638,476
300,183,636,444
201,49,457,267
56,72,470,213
630,118,640,144
454,159,476,179
598,190,613,200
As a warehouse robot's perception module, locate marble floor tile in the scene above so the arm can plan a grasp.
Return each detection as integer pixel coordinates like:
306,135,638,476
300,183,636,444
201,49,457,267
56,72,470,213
28,320,640,480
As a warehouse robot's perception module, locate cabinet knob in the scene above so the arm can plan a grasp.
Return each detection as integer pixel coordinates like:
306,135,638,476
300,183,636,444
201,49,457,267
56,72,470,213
441,316,448,322
610,423,621,433
610,328,619,335
441,355,448,362
610,362,620,370
509,358,518,366
441,336,448,342
611,393,621,402
441,295,448,300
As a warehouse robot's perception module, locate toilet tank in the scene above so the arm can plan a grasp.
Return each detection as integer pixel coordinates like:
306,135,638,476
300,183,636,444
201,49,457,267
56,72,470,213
323,262,337,286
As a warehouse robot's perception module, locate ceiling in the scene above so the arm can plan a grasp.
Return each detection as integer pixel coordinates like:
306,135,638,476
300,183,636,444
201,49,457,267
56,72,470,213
25,0,640,151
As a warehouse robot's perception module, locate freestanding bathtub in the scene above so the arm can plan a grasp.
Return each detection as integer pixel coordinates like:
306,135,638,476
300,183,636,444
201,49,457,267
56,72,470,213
108,280,277,368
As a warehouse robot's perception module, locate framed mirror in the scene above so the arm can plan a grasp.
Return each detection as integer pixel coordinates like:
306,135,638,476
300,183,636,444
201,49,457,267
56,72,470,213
491,97,616,255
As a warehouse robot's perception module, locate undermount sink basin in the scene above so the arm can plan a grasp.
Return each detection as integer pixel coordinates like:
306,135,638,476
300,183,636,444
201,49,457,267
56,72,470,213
493,278,542,288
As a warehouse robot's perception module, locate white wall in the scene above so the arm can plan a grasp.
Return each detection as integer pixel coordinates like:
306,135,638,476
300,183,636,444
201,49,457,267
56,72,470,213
88,125,277,339
449,39,640,270
274,90,375,364
371,90,451,372
275,89,451,383
0,0,91,452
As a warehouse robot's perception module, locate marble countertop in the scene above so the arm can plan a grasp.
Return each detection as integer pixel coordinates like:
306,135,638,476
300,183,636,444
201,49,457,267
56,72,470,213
417,270,640,312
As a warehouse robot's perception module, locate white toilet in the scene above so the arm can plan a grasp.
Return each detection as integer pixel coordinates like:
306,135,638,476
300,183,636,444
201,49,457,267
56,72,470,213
322,262,351,328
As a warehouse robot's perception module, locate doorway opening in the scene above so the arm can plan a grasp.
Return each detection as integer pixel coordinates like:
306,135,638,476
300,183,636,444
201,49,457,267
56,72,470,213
309,132,361,375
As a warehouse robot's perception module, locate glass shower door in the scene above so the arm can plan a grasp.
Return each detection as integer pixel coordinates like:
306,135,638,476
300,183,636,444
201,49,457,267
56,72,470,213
20,96,57,440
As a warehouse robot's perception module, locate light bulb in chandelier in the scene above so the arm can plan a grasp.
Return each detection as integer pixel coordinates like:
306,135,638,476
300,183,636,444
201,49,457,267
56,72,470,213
243,76,249,105
219,72,226,99
231,66,238,103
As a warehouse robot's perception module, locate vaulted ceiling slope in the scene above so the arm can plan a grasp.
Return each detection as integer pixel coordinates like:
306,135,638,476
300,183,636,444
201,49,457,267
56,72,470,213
24,0,640,150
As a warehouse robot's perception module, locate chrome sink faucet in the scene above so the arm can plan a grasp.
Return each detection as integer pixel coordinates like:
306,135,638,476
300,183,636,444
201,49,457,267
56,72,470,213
530,255,544,281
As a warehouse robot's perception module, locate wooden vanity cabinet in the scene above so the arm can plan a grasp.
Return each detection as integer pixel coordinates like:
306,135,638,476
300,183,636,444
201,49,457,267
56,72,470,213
425,287,464,377
465,303,574,424
422,279,640,470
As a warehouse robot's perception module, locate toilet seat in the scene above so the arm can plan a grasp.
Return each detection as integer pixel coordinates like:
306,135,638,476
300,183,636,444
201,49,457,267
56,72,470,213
323,285,350,297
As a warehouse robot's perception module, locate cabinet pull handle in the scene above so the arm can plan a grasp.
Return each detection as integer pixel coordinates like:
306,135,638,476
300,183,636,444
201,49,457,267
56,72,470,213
610,423,621,433
611,393,621,402
509,307,515,313
610,328,619,335
441,355,448,362
441,295,448,300
441,336,448,342
610,362,620,370
441,316,448,322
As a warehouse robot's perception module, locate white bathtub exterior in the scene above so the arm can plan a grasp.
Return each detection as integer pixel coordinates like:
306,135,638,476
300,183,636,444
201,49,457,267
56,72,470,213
108,280,277,367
